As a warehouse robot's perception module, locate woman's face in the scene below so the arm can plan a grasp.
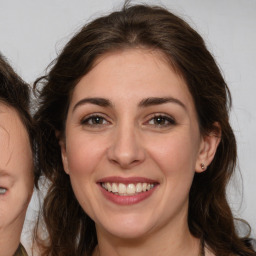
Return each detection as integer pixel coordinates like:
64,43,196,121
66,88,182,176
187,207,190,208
61,49,218,240
0,103,33,231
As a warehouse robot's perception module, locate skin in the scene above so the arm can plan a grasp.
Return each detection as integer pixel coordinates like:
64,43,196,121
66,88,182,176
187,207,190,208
0,103,33,256
60,49,220,256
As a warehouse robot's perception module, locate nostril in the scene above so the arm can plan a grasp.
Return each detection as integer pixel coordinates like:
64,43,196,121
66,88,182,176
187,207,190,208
106,132,146,168
109,157,143,169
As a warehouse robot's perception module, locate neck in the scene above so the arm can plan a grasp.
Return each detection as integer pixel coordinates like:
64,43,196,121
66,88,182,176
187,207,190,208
94,212,201,256
0,214,24,256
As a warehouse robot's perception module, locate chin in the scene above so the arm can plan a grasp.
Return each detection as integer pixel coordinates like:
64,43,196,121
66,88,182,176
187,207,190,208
96,214,154,240
105,227,150,240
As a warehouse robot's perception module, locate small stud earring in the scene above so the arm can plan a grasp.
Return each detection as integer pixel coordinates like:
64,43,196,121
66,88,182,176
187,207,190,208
200,163,206,170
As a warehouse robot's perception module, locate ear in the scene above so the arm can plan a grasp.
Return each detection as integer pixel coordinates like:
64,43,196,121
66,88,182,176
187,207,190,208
195,122,221,173
56,130,70,175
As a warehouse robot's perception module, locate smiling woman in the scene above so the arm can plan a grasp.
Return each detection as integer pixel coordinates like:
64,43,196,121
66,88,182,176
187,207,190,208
0,54,37,255
34,3,255,256
60,49,215,244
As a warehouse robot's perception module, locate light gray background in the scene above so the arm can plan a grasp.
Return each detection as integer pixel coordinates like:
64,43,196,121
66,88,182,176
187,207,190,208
0,0,255,250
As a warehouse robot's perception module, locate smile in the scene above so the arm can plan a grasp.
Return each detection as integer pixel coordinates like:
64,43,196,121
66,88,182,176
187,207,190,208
101,182,155,196
98,177,159,205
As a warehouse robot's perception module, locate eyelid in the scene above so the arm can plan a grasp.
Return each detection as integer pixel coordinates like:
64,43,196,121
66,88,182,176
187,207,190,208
144,113,176,127
80,113,111,126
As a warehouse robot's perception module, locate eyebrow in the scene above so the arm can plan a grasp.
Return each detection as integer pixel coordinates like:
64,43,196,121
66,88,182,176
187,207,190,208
72,98,113,112
138,97,186,110
72,96,186,112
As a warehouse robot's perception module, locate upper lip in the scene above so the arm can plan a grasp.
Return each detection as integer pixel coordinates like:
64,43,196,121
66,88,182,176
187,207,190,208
97,176,158,184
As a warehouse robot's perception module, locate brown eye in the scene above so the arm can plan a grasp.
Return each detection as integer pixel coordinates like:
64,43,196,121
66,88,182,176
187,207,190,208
154,116,167,125
148,115,176,127
90,116,105,125
81,115,109,126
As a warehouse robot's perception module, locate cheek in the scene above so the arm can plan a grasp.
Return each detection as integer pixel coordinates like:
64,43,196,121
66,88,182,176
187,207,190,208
0,169,33,229
65,133,108,177
64,134,109,218
14,161,34,209
146,133,199,215
20,168,34,199
8,148,34,194
17,150,34,195
146,132,199,179
0,189,31,230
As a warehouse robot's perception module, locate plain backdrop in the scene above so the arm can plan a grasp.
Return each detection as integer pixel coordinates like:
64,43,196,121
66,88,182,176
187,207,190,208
0,0,255,251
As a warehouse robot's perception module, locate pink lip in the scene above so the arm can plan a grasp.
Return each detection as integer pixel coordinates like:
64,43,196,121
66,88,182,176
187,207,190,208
97,176,159,205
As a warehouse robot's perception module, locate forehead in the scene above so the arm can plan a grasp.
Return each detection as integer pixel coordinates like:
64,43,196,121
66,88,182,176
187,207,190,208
71,49,194,107
0,102,21,124
0,103,32,170
0,103,28,146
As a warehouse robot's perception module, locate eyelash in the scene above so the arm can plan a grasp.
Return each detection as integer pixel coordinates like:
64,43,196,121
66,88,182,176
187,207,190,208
80,113,176,129
146,114,176,127
80,114,110,127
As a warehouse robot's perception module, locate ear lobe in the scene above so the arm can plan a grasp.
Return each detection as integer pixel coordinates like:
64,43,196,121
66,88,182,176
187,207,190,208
58,133,70,175
196,123,221,173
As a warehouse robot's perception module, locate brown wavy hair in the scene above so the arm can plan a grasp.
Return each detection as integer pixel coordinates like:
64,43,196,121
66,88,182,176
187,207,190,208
0,53,39,186
33,3,256,256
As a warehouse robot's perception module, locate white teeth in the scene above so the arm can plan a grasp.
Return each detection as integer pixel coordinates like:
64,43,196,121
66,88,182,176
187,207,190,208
101,182,155,196
112,183,118,193
106,182,112,192
0,188,7,195
118,183,126,194
126,184,136,195
136,183,142,193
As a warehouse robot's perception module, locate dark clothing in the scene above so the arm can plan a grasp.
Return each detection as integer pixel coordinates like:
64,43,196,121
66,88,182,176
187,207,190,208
14,244,28,256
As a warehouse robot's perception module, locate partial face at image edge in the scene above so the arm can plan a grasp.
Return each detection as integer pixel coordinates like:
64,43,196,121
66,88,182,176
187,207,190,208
0,103,34,230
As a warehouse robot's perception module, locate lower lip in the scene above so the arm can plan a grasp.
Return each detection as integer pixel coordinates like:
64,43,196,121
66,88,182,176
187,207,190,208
98,184,158,205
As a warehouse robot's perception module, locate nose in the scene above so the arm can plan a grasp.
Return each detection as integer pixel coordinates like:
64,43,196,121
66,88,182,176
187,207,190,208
107,123,146,169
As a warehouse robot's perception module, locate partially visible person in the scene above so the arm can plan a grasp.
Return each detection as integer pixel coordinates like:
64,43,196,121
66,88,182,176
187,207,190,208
34,3,255,256
0,53,37,256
